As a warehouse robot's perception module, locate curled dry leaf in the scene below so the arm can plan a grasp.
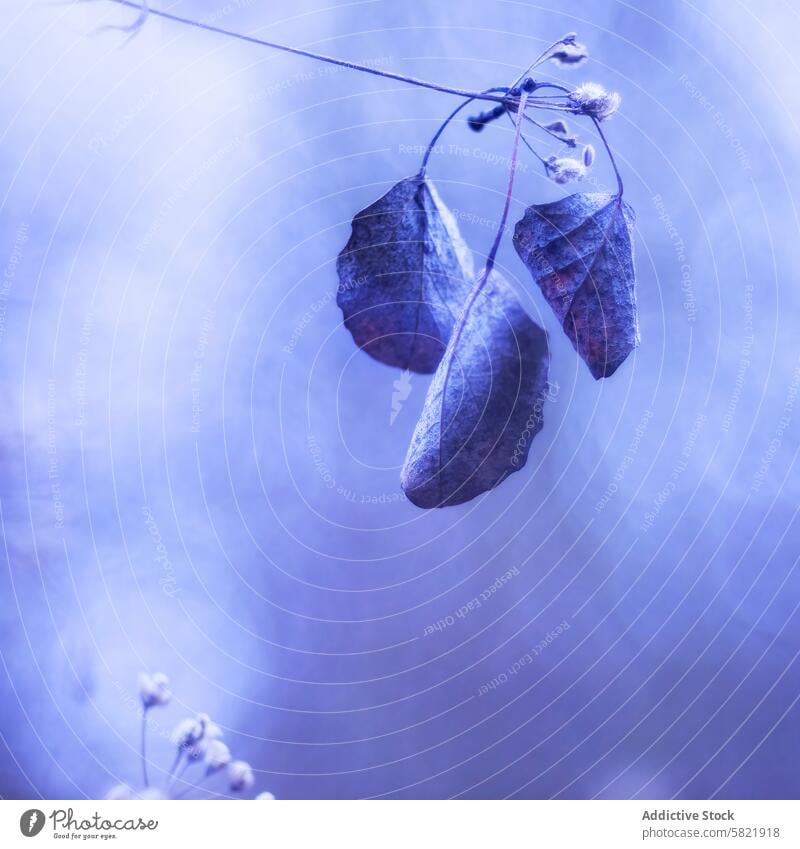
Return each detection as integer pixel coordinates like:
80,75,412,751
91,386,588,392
401,272,550,508
513,192,638,379
336,174,474,374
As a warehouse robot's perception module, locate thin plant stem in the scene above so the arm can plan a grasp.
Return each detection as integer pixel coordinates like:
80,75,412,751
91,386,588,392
99,3,621,190
173,754,195,784
420,98,476,176
481,91,529,281
419,88,508,176
517,128,549,174
140,709,149,788
508,36,573,90
529,104,577,113
523,114,572,144
172,771,210,800
503,112,548,173
102,0,509,104
505,81,621,191
165,748,184,789
529,81,571,95
591,116,624,197
446,90,530,358
428,93,530,484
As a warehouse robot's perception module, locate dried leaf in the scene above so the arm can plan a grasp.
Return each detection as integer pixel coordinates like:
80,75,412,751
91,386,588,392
513,192,638,379
401,272,550,508
337,175,474,373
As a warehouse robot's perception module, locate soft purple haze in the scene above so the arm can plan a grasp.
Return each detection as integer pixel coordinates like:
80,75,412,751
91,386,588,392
0,0,798,799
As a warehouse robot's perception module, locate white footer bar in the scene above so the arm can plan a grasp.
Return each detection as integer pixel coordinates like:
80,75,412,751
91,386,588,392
1,800,796,847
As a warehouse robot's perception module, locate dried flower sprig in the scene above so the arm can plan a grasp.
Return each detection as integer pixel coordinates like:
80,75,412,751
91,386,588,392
95,0,637,508
106,673,273,801
137,672,171,787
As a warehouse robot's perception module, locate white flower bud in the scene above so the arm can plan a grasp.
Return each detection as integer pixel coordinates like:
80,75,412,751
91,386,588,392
569,83,621,121
138,672,172,709
202,717,223,741
205,740,232,774
228,760,255,792
171,716,204,749
172,713,223,759
545,156,586,184
255,792,276,800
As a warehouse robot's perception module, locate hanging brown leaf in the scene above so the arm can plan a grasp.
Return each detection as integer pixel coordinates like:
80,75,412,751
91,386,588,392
336,174,474,373
513,192,638,379
401,272,550,508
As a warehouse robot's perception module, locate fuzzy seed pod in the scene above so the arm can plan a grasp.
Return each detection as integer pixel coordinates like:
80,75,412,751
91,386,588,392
546,156,586,185
569,83,621,121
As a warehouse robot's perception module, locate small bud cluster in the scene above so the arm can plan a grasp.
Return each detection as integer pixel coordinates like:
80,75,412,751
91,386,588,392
104,672,274,800
510,35,622,185
138,672,172,709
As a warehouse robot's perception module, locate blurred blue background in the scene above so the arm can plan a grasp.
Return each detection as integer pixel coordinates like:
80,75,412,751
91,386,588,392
0,0,798,799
